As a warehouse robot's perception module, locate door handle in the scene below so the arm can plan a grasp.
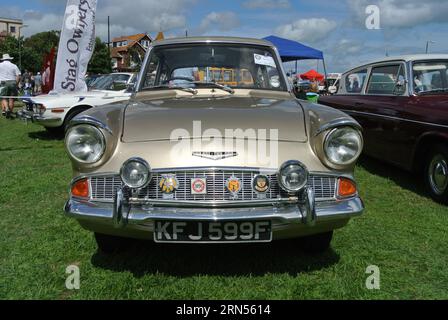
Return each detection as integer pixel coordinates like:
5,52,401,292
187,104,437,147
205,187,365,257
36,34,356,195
354,102,364,106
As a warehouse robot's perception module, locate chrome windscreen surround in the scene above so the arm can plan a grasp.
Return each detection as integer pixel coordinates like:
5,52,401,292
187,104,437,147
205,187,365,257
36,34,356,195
88,168,338,204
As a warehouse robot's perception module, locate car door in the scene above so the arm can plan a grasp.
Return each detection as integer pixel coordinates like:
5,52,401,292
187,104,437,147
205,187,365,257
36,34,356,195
358,62,414,168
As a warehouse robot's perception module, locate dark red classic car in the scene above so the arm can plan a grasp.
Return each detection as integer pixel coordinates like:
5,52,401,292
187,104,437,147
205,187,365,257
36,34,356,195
319,54,448,204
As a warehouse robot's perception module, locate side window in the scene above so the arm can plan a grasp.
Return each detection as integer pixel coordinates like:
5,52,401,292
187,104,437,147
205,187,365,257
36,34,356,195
254,65,281,89
142,55,160,89
142,55,170,88
255,66,266,88
367,64,405,95
345,69,367,93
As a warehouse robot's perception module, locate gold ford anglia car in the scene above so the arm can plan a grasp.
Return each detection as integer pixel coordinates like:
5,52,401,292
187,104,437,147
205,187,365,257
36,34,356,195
64,37,364,253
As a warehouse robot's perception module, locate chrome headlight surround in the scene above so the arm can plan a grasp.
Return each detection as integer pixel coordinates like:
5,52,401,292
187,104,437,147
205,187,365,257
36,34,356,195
278,160,309,194
120,158,152,189
65,124,106,164
324,127,363,166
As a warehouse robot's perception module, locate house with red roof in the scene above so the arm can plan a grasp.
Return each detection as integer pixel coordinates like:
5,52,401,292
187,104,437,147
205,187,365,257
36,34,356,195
110,33,153,72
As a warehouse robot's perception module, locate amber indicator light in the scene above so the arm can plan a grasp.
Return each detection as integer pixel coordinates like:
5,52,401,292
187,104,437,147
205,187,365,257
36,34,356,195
338,178,357,198
71,178,90,198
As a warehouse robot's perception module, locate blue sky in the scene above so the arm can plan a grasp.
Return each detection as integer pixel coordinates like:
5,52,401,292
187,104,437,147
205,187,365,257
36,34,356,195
2,0,447,73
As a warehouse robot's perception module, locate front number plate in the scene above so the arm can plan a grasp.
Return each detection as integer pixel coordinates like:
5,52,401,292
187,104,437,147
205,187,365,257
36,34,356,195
154,221,272,243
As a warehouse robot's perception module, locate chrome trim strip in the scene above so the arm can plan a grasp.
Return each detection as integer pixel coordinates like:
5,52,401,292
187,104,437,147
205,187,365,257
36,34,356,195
315,118,363,136
302,187,316,226
271,45,292,92
151,166,279,174
33,115,62,124
128,198,299,208
135,46,153,93
67,115,113,135
113,188,127,228
151,37,275,47
192,151,238,161
64,196,364,227
340,109,448,129
72,169,346,181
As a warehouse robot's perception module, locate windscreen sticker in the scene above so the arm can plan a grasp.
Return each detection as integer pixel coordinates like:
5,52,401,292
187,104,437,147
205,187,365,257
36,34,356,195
254,54,276,68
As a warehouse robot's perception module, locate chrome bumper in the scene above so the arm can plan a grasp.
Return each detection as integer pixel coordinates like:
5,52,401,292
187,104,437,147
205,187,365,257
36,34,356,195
64,187,364,235
17,109,62,127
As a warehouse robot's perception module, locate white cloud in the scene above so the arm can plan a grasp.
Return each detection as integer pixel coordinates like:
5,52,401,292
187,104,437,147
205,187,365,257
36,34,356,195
347,0,448,28
242,0,291,9
197,11,240,34
22,11,64,37
96,0,193,34
5,0,196,39
275,18,337,43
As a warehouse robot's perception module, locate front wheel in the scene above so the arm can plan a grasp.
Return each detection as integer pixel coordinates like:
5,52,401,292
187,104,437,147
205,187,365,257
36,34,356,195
298,231,333,254
424,144,448,204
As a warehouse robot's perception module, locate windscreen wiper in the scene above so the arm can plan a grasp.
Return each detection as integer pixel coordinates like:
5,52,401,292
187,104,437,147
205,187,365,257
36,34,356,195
145,85,198,95
193,82,235,94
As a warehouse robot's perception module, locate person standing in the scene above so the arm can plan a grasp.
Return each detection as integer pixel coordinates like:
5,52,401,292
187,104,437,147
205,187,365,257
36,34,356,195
34,72,42,95
0,54,21,119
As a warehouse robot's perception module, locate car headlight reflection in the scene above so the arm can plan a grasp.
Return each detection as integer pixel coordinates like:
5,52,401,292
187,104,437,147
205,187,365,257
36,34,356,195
324,127,362,166
66,124,105,164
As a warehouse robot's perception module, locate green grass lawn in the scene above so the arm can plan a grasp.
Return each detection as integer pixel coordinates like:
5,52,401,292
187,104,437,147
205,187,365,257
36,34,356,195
0,111,447,300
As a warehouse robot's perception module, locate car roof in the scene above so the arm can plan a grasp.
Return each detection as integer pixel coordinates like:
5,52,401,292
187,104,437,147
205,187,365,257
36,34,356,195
151,36,274,48
368,54,448,64
346,54,448,73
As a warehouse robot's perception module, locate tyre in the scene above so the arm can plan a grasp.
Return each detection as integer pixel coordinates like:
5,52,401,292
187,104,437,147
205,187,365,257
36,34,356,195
299,231,333,254
94,233,129,254
424,144,448,204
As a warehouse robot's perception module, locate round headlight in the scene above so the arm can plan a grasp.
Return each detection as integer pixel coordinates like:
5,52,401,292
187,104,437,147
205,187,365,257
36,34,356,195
324,127,363,166
278,160,308,193
120,158,151,189
66,124,105,164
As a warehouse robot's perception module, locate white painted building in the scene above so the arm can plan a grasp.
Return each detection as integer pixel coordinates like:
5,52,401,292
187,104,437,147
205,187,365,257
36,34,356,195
0,17,24,40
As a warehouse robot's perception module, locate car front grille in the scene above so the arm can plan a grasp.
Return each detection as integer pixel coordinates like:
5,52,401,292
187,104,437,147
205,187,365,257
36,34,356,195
89,169,337,203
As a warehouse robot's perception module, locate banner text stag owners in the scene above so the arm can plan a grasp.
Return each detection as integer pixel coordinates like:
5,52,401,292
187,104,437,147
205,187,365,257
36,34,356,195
54,0,97,93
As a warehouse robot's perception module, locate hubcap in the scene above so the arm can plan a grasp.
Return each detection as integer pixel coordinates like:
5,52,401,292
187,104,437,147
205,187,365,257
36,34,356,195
428,154,448,195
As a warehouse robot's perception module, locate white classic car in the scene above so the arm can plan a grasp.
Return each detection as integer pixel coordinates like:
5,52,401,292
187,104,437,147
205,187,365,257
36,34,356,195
19,72,136,133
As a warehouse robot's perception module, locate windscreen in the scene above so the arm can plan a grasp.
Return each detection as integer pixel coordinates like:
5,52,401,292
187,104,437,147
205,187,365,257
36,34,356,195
140,44,287,91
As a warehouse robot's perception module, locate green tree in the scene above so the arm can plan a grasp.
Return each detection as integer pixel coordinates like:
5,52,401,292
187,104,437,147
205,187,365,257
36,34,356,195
0,35,38,73
0,31,59,73
88,37,112,74
23,30,59,71
1,33,112,75
0,35,20,62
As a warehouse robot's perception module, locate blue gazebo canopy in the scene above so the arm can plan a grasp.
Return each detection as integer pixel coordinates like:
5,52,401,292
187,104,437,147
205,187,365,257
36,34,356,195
263,35,324,62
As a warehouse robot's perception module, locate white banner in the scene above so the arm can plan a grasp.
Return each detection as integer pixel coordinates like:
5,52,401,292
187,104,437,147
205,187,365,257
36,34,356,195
54,0,97,93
